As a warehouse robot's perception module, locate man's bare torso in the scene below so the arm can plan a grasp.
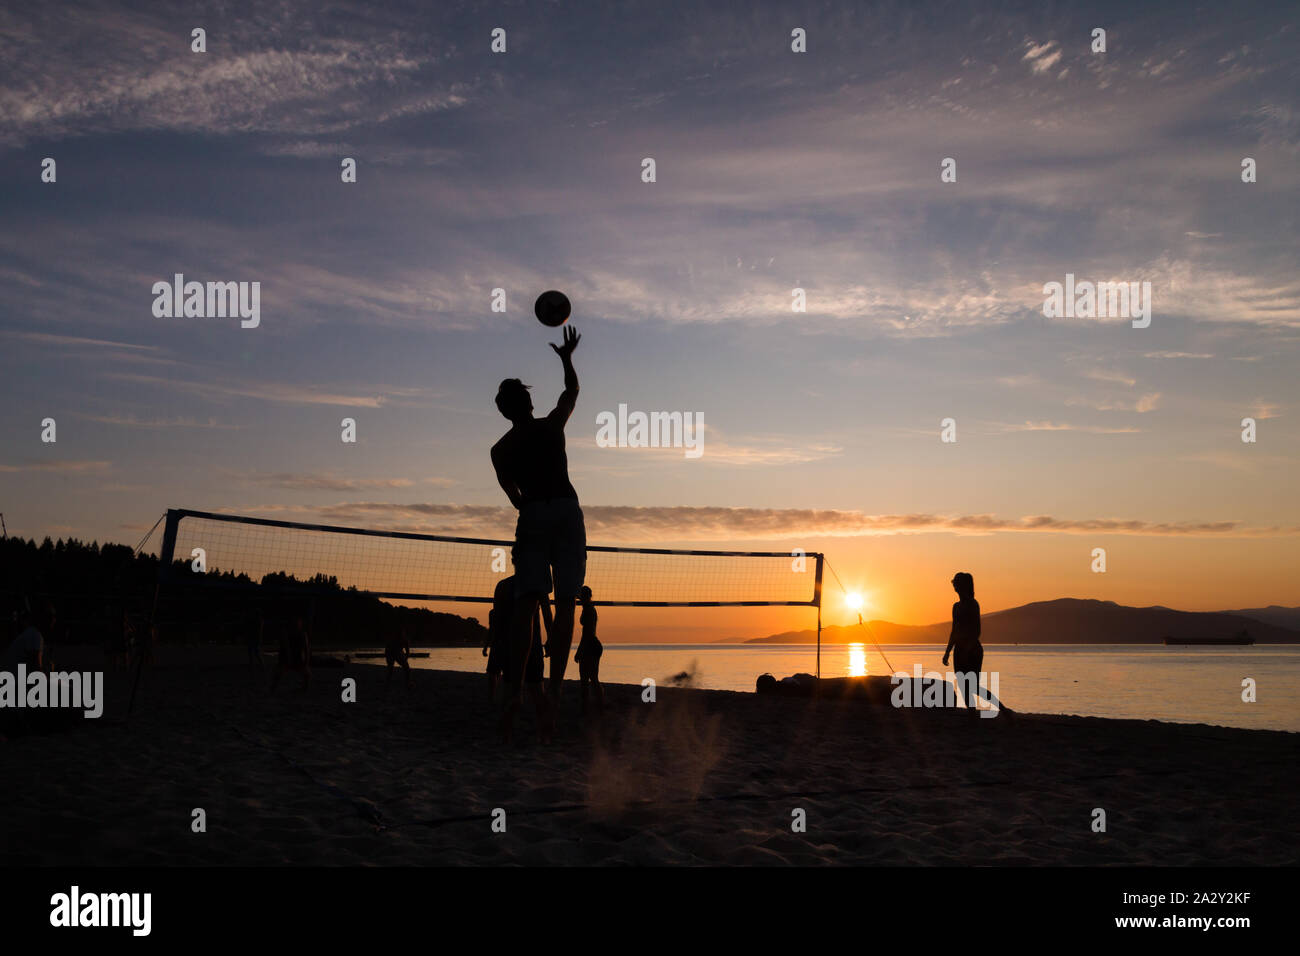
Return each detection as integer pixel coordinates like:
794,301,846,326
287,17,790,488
492,416,578,503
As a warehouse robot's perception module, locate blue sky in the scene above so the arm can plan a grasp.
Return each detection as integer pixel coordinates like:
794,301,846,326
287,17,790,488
2,0,1298,628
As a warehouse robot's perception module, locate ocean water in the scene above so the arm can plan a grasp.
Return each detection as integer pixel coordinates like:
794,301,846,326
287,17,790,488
391,643,1300,733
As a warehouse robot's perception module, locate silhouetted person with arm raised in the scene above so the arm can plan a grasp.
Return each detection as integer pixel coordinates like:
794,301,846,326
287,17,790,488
943,572,982,710
491,325,586,741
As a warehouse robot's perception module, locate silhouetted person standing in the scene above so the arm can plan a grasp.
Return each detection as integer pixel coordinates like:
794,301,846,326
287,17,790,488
491,325,586,741
942,572,982,709
574,586,604,715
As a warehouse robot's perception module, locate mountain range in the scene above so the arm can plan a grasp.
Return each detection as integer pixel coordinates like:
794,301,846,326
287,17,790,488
743,598,1300,644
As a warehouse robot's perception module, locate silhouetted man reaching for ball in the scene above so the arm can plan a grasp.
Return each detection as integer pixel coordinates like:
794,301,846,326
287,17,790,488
491,325,586,741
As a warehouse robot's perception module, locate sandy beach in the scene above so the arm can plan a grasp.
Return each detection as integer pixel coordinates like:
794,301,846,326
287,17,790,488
5,645,1297,866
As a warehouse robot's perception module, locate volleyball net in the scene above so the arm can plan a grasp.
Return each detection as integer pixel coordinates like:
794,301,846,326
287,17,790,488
151,509,823,608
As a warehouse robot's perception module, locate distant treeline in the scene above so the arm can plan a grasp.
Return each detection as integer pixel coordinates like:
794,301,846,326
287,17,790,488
0,535,487,649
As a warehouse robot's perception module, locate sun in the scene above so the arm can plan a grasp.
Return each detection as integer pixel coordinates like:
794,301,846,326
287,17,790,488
845,592,864,612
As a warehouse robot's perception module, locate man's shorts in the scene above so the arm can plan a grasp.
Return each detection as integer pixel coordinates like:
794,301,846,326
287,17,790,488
513,497,587,600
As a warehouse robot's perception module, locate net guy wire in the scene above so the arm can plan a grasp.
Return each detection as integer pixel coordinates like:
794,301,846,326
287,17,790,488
823,557,897,674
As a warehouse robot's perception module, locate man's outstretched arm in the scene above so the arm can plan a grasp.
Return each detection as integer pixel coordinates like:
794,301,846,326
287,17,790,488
547,325,581,424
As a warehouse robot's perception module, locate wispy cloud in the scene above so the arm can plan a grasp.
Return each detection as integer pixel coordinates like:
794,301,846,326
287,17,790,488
0,12,468,148
581,434,842,466
245,473,418,494
994,421,1143,434
82,414,241,430
2,331,160,352
702,440,843,466
1065,393,1161,413
996,373,1043,389
1085,369,1137,387
1022,40,1063,76
107,373,387,408
2,329,178,368
0,460,111,473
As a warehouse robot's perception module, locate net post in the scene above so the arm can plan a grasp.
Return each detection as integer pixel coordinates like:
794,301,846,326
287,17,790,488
157,509,181,581
131,510,180,718
813,553,824,680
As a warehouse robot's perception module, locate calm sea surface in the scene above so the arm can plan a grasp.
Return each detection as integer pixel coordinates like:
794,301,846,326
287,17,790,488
389,643,1300,732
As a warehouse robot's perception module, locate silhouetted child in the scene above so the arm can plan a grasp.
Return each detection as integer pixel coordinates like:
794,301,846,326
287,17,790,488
125,612,143,669
942,572,982,710
271,615,312,693
485,576,513,699
386,624,412,689
574,586,603,714
248,611,265,672
136,618,156,669
104,607,129,672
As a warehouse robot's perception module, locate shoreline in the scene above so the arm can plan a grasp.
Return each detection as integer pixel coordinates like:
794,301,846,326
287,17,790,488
342,653,1297,736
